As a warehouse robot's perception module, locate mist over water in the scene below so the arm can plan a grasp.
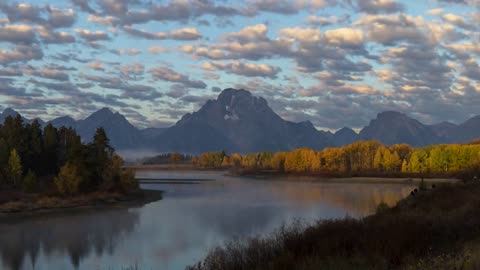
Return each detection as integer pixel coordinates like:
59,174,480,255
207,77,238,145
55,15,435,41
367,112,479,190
0,171,415,270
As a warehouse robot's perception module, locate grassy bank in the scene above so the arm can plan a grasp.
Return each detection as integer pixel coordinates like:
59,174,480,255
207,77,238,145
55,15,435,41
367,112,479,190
187,180,480,270
0,189,162,218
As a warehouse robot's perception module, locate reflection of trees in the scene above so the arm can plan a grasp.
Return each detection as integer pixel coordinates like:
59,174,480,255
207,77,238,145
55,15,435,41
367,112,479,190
0,208,139,270
267,182,414,215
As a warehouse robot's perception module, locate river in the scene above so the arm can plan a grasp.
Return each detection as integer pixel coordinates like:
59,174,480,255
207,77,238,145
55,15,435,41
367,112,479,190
0,171,416,270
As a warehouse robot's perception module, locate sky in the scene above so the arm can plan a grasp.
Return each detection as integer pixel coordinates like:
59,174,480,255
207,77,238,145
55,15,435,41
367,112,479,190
0,0,479,131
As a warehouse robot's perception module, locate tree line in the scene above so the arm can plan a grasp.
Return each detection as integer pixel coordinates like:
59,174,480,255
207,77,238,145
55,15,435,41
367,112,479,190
194,141,480,178
0,114,137,195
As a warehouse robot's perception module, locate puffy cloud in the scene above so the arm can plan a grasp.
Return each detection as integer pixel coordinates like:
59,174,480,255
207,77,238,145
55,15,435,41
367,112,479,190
201,61,281,78
37,27,76,44
148,46,168,54
87,15,119,26
305,15,350,26
427,8,444,16
446,42,480,58
324,28,364,48
23,67,70,81
0,67,22,76
0,24,36,44
380,45,453,93
0,3,76,29
279,27,322,42
223,24,268,43
123,26,202,40
149,66,207,89
346,0,404,14
442,13,473,29
112,48,141,55
70,0,97,14
0,3,43,25
46,7,76,28
355,14,429,45
119,0,240,25
0,45,43,64
75,29,110,41
119,63,145,80
87,61,105,71
244,0,338,15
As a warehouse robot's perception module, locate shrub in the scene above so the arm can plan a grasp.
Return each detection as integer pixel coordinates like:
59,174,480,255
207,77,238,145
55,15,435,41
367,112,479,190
376,201,390,214
54,162,83,195
119,168,138,192
23,170,37,193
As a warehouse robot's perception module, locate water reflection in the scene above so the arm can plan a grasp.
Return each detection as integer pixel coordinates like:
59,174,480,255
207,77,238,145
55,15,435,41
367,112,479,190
0,208,139,270
0,171,415,270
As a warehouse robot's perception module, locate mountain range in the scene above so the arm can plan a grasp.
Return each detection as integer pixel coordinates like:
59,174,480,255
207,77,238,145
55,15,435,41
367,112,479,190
1,88,479,154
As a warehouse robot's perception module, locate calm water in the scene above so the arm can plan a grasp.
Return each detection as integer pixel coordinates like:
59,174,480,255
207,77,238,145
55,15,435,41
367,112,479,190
0,171,415,270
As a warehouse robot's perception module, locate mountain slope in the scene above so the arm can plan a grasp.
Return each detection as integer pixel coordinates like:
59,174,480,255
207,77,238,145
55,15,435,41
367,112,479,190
153,88,334,153
457,115,480,143
75,108,143,149
359,111,443,146
332,127,358,146
49,116,77,129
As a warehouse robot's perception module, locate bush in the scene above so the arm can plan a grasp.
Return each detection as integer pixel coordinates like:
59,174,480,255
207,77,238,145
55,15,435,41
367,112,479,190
376,201,390,214
23,170,37,193
54,162,83,195
119,168,138,192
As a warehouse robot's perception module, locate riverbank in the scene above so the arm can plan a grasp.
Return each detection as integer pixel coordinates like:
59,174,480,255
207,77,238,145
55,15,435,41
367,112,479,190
127,164,221,171
0,189,163,219
187,180,480,270
227,170,458,184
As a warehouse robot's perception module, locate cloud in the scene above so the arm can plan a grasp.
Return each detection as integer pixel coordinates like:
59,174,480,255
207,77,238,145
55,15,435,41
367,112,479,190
70,0,97,14
0,67,22,76
0,3,76,30
223,24,268,43
427,8,444,16
46,7,76,28
245,0,338,15
305,15,350,26
37,27,76,44
87,15,119,26
23,67,70,81
345,0,404,14
148,46,168,54
149,66,207,89
380,45,453,93
118,63,145,80
112,48,141,55
442,13,473,29
116,0,240,25
278,27,323,42
75,29,110,41
88,61,105,71
0,24,37,44
324,28,364,48
355,14,429,45
123,26,202,40
201,61,281,78
0,45,43,64
0,3,43,25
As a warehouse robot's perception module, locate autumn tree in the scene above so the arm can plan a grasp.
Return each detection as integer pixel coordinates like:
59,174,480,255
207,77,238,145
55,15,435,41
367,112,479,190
54,162,83,195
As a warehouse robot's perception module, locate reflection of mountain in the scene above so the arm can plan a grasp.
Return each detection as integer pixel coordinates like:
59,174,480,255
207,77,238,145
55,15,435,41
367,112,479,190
0,208,139,270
